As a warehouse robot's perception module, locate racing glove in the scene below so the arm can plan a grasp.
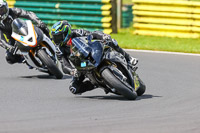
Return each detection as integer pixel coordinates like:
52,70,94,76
70,69,79,77
102,34,112,41
38,22,50,38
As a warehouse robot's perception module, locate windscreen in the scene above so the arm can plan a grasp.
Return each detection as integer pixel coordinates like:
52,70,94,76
89,41,103,66
12,18,28,36
72,37,90,58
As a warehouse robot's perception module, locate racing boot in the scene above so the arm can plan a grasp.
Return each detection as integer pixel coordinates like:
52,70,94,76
69,78,95,95
129,56,138,66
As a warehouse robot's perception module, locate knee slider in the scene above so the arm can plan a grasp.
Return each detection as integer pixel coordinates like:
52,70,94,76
5,52,16,64
69,85,77,94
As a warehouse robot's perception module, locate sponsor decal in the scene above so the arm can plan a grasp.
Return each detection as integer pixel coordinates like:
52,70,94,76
20,36,24,41
81,62,86,67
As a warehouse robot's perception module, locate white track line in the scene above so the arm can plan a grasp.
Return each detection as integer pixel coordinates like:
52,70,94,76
125,49,200,56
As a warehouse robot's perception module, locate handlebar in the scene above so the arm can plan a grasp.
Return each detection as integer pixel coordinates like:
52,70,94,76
0,40,13,50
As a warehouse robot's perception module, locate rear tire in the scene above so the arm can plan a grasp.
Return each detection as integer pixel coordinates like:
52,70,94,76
37,49,63,79
101,68,137,100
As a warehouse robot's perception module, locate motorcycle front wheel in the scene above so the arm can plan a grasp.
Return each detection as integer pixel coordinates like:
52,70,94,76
101,68,137,100
37,49,63,79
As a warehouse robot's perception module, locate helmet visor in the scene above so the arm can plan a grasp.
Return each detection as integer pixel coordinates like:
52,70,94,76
52,34,64,45
0,3,8,18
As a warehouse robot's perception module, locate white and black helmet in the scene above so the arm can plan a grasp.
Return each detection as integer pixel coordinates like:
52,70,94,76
0,0,9,20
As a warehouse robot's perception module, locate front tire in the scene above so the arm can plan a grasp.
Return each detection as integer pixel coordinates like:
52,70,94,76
37,49,63,79
101,68,137,100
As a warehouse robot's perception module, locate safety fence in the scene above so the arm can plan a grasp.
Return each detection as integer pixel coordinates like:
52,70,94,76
7,0,117,34
132,0,200,38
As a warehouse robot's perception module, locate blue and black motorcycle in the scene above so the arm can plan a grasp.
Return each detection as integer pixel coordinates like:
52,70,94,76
69,36,146,100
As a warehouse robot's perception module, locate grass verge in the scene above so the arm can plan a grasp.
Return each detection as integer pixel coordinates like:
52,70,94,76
111,28,200,54
123,0,133,4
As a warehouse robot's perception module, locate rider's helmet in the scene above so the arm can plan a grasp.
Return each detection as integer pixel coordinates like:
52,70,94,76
51,20,71,46
0,0,9,21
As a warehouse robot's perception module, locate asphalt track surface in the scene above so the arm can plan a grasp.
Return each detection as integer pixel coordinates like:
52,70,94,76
0,48,200,133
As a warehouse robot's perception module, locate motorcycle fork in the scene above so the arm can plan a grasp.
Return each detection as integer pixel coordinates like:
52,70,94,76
132,73,140,91
29,49,35,56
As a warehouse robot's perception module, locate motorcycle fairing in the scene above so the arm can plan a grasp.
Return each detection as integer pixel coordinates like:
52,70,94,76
89,41,103,67
71,37,104,68
42,34,57,54
103,48,127,65
11,20,37,47
72,37,90,58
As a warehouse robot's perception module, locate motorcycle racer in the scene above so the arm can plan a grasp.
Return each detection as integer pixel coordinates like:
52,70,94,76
51,20,138,94
0,0,50,64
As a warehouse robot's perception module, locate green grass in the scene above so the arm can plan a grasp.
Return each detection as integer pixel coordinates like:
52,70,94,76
122,0,200,53
111,28,200,54
123,0,133,4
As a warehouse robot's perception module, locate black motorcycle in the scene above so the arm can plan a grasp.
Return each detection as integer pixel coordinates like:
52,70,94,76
69,36,146,100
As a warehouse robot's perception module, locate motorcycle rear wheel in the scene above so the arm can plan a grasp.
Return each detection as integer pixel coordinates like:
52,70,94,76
101,68,137,100
37,49,63,79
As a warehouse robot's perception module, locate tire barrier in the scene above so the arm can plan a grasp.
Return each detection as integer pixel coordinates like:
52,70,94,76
132,0,200,38
7,0,117,34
